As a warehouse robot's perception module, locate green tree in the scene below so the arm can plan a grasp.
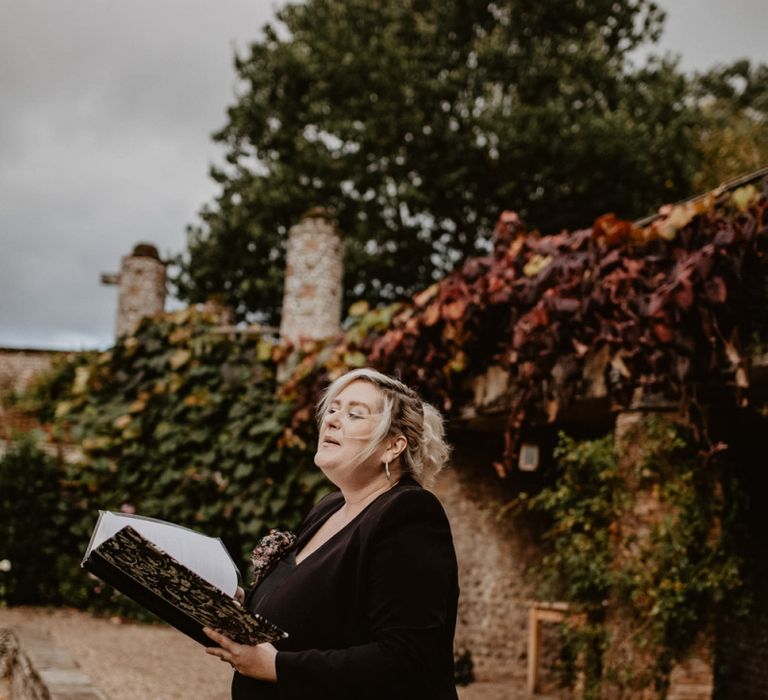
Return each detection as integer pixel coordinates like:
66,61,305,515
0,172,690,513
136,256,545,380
692,60,768,191
175,0,699,323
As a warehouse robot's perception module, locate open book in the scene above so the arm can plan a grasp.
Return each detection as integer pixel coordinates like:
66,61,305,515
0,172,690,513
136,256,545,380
82,511,288,647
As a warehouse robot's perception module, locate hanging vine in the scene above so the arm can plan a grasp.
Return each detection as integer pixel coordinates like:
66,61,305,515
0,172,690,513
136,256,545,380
369,183,768,470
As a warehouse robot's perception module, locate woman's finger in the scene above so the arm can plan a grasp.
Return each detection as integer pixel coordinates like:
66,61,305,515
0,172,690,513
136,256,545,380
205,646,234,665
202,627,233,649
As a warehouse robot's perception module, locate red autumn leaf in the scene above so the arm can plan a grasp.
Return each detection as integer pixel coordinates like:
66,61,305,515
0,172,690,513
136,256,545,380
489,289,511,304
674,282,694,310
488,276,507,293
593,213,634,245
645,291,666,317
462,258,489,280
422,303,441,327
378,328,404,354
653,324,673,343
694,249,714,278
366,203,766,479
623,259,645,275
413,283,439,308
714,226,735,246
505,235,526,261
529,304,549,328
443,299,468,321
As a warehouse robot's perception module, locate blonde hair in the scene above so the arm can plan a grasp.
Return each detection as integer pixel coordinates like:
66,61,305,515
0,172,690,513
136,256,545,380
316,368,451,487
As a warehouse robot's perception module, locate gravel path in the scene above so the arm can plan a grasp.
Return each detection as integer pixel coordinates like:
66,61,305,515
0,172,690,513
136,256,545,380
0,607,539,699
0,607,230,700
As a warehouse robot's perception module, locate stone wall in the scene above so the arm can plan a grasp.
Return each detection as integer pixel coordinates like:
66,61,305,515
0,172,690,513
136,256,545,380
279,211,343,343
432,430,539,685
0,348,64,408
0,348,68,441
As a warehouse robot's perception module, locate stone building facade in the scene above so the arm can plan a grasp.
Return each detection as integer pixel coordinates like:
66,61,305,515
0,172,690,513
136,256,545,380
0,348,62,408
432,433,537,685
279,209,343,343
0,348,67,449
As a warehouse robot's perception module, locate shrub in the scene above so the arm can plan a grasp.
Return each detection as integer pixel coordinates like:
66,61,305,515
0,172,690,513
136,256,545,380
0,436,84,606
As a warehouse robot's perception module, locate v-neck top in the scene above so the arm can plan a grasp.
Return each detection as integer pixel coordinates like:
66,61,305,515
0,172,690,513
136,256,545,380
231,476,459,700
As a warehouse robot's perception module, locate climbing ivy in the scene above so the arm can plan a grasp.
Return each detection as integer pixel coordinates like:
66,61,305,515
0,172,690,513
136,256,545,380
7,299,415,611
12,308,327,609
516,418,741,695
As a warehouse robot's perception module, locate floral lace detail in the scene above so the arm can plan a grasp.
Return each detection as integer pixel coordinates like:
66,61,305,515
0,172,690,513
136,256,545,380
250,529,297,587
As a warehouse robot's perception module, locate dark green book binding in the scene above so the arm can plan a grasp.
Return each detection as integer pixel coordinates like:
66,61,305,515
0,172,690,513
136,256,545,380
82,525,288,647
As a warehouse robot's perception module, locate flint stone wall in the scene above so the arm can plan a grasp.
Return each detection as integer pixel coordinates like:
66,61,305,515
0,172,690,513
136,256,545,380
113,249,166,339
0,349,64,407
432,430,539,685
279,213,343,343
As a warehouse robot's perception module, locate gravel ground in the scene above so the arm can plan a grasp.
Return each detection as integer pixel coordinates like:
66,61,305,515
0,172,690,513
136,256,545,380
0,607,230,700
0,607,539,700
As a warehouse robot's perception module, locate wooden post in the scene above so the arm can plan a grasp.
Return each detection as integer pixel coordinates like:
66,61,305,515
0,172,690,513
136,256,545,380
527,602,585,695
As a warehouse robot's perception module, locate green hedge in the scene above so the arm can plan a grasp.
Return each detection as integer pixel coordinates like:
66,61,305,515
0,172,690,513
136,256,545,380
0,436,85,606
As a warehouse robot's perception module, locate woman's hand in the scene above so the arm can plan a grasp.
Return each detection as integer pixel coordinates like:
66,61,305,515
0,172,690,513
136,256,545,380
203,627,278,682
234,586,245,605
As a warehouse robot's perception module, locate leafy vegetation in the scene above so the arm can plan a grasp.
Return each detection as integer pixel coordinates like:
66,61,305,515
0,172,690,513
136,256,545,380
0,436,84,606
3,177,766,696
517,418,741,695
692,60,768,191
370,185,768,469
3,308,333,609
2,300,413,610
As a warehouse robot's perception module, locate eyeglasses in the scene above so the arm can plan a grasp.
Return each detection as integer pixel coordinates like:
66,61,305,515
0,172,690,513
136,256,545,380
322,407,383,423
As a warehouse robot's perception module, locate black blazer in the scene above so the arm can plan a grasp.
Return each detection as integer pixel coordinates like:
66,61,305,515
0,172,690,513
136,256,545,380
232,476,459,700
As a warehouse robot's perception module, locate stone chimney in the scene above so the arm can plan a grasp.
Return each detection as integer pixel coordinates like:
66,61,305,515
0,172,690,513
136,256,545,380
279,209,343,343
101,243,167,339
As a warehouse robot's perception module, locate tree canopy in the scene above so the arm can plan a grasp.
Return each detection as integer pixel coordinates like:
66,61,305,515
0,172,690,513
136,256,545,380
692,60,768,191
174,0,724,323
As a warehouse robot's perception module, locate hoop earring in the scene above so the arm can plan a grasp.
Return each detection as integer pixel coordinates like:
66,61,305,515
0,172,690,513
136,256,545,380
384,461,391,480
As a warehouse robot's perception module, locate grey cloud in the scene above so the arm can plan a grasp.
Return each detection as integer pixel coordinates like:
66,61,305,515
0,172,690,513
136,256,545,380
0,0,277,349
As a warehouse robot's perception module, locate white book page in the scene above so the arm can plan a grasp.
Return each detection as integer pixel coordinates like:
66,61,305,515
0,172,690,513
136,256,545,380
87,511,238,596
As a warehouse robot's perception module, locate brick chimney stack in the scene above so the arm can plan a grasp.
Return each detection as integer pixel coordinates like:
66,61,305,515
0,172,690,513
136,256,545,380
101,243,167,339
279,209,343,343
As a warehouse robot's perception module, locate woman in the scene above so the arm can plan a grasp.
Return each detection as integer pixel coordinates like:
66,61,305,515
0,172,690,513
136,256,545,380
203,368,459,699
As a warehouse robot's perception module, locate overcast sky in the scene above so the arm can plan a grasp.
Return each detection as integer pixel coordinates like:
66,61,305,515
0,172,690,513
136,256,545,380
1,0,767,351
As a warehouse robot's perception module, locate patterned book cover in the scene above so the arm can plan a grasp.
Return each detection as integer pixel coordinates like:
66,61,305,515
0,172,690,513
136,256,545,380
83,525,288,646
